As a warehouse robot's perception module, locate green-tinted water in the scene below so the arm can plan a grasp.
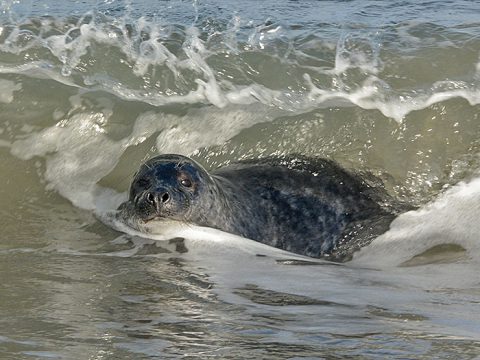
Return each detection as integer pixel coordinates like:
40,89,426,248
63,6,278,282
1,0,480,358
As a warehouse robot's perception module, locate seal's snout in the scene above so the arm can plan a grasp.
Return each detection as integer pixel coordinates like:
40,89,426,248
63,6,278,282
145,191,171,210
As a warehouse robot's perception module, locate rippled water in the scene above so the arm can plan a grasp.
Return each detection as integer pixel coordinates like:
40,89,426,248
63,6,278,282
1,0,480,358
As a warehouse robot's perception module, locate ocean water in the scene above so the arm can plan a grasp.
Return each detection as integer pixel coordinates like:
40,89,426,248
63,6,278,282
1,0,480,358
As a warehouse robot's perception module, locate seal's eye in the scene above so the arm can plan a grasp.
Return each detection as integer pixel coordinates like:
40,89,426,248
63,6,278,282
179,176,192,188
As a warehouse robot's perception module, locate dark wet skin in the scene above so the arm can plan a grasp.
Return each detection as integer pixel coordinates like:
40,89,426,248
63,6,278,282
119,154,405,261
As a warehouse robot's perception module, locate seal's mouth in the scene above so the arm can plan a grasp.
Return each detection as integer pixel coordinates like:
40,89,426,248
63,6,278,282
142,214,167,223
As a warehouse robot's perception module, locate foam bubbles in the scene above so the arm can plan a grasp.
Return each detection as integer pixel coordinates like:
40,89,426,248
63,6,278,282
8,101,277,211
305,74,480,123
0,11,479,123
102,209,309,260
353,176,480,267
153,104,277,154
10,108,174,210
0,78,21,103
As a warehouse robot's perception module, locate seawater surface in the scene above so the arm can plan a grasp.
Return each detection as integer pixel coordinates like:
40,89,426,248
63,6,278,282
1,0,480,359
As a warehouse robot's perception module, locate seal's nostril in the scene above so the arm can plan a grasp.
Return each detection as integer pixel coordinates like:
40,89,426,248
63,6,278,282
161,192,170,203
144,191,169,207
146,192,156,205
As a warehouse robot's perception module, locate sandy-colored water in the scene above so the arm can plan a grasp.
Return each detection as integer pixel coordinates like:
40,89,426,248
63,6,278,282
1,0,480,358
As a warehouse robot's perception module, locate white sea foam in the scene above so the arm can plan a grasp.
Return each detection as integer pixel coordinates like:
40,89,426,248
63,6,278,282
0,62,81,88
153,104,279,154
352,175,480,267
10,110,166,209
9,102,278,209
102,210,308,260
0,13,478,123
0,78,21,103
305,74,480,123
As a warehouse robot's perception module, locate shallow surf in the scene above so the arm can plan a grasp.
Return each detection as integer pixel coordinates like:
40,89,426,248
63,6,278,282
1,0,480,358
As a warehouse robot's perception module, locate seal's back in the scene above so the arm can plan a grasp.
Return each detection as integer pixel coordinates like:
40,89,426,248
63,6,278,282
213,155,401,261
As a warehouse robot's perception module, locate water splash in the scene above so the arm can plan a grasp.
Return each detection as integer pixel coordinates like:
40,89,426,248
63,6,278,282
0,8,478,121
353,176,480,267
0,78,20,102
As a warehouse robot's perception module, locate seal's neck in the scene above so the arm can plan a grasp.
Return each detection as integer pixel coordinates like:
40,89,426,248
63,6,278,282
203,174,262,238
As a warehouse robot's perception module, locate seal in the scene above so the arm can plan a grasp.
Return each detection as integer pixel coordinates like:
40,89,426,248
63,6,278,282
118,154,402,261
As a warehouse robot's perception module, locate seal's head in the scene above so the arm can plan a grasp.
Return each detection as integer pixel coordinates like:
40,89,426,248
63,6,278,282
121,154,217,227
